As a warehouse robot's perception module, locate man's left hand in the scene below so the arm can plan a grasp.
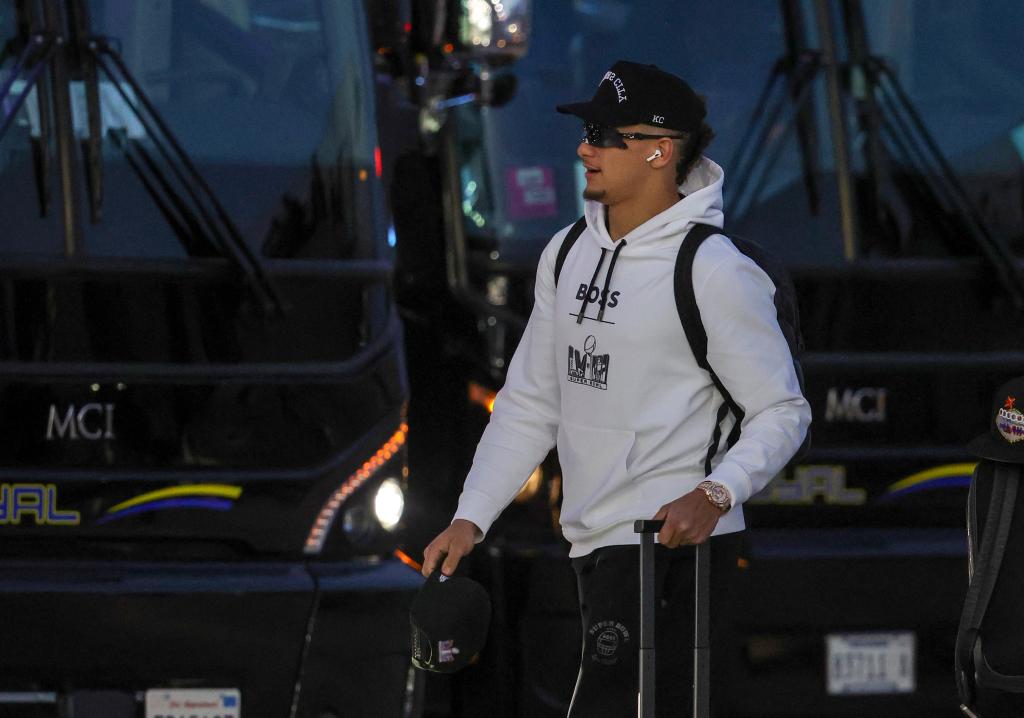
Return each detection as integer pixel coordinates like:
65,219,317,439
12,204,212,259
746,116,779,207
652,489,725,548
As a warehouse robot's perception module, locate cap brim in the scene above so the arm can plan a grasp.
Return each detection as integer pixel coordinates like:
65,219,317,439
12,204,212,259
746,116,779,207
555,100,618,125
968,433,1024,463
411,654,474,674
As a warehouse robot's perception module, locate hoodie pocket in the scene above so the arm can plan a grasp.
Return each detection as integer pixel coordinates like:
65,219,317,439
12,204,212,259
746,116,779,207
557,420,638,531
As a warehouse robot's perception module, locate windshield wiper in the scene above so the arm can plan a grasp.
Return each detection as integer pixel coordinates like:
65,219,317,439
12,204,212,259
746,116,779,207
107,128,220,258
85,36,284,317
0,11,57,218
67,0,103,225
728,0,1024,311
1,0,285,317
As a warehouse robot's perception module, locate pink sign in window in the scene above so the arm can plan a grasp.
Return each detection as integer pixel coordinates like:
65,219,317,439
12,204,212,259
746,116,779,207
506,166,557,220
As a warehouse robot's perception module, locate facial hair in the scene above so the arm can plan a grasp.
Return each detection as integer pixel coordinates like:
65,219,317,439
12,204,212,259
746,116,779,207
583,187,606,201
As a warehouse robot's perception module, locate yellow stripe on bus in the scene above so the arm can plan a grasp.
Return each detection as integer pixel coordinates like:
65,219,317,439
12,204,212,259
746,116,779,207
106,484,243,514
885,463,977,494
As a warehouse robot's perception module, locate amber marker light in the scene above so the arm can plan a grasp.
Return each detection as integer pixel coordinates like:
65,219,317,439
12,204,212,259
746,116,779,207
394,548,423,573
304,423,408,555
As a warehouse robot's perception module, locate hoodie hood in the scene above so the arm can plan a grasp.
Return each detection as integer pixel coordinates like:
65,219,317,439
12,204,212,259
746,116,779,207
582,155,725,252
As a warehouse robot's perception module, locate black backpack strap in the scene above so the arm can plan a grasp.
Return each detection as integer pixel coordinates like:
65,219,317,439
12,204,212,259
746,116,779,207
554,216,587,286
674,223,745,475
955,464,1020,708
674,223,719,372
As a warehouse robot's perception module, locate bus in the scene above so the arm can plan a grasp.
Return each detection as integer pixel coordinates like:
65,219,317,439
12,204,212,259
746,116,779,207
0,1,421,716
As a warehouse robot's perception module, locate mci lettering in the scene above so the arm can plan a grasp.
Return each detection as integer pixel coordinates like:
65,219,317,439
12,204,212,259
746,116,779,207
45,403,116,441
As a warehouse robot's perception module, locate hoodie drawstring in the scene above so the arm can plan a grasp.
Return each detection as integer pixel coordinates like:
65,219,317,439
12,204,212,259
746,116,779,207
576,240,627,324
576,247,608,324
597,240,626,322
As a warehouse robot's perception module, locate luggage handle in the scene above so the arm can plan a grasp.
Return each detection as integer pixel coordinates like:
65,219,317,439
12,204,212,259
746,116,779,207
634,521,663,718
633,520,711,718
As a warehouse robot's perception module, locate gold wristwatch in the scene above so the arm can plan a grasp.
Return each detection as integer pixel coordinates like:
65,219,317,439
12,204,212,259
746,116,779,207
697,480,732,512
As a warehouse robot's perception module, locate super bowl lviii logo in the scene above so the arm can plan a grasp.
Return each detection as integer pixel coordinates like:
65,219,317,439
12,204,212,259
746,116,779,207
568,335,610,390
998,396,1024,444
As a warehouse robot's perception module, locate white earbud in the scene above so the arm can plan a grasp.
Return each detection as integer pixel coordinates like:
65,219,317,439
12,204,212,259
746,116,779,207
645,149,663,162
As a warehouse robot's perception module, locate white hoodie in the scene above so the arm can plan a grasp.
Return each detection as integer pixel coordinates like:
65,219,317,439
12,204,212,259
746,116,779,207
453,157,812,557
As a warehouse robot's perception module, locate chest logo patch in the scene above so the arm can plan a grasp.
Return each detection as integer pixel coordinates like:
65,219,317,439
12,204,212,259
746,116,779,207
568,335,610,390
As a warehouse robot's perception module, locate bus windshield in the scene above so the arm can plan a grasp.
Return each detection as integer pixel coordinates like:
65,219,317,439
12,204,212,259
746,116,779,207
453,0,1024,265
0,0,384,260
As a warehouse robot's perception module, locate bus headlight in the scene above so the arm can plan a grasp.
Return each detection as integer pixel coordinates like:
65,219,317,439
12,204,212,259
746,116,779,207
374,478,405,531
304,423,407,555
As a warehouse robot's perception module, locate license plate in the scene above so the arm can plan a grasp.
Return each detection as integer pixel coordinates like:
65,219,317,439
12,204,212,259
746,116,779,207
145,689,240,718
826,632,915,695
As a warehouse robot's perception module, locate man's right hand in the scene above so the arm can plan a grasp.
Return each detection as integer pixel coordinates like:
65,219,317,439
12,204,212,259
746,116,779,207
421,519,480,577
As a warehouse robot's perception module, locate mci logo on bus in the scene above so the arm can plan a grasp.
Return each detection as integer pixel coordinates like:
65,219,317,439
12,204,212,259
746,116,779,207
45,403,116,441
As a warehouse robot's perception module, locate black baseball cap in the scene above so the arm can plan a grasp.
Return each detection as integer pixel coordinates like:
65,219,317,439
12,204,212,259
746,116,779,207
410,570,491,673
968,376,1024,463
556,60,706,132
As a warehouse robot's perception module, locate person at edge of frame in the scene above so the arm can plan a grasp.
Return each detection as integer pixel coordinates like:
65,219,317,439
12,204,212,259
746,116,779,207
421,60,812,717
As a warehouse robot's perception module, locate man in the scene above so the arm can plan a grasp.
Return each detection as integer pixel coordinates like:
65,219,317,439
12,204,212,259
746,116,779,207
422,60,811,716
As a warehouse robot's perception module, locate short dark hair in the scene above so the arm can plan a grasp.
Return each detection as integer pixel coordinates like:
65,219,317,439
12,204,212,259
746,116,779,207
674,121,715,186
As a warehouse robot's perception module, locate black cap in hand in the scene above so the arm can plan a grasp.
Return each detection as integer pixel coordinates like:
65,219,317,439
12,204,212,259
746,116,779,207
410,570,491,673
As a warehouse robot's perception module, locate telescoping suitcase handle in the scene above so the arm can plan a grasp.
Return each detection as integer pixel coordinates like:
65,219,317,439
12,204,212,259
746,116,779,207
634,520,711,718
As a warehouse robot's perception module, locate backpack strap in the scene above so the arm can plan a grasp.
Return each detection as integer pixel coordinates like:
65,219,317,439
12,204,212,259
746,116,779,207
955,464,1021,708
674,223,745,476
554,216,588,287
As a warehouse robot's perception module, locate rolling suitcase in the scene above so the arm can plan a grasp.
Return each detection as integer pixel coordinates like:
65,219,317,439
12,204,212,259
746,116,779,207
634,520,711,718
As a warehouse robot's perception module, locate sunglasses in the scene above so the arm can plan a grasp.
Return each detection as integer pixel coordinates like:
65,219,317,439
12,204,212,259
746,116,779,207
582,122,684,149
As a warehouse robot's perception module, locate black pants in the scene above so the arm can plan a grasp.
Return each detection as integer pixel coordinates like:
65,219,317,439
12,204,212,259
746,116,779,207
567,532,742,718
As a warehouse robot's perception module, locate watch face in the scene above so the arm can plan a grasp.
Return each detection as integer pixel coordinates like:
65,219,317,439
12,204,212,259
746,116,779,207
702,482,729,509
